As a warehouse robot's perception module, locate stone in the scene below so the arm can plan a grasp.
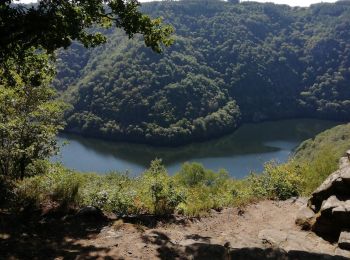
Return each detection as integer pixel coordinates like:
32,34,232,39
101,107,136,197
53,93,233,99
295,205,316,230
76,206,107,220
338,231,350,250
339,156,350,170
332,201,350,229
335,247,350,258
320,195,342,213
309,158,350,211
258,229,287,246
309,170,342,210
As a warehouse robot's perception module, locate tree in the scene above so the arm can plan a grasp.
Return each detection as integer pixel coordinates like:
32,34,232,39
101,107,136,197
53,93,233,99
0,0,174,59
0,0,173,179
0,49,66,179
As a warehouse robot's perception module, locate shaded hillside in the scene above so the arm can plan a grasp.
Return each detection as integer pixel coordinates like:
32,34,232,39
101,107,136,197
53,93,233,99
54,0,350,145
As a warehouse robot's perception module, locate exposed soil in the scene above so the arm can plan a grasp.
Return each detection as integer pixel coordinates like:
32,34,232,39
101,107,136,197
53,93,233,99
1,199,348,259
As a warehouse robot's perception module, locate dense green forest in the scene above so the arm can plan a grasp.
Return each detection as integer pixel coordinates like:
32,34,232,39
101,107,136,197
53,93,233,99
54,0,350,145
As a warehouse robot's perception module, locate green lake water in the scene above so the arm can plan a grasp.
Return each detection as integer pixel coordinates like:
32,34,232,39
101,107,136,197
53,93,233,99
54,119,339,178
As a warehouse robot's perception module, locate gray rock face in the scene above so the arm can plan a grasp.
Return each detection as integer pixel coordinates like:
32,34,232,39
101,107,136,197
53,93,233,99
309,168,350,212
296,155,350,251
258,228,349,258
339,231,350,250
295,205,316,230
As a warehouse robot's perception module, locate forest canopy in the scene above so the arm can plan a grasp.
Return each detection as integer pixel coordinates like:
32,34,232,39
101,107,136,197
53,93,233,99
55,0,350,145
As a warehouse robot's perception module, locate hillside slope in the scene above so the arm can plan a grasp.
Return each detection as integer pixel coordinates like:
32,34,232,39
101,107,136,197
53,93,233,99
55,0,350,145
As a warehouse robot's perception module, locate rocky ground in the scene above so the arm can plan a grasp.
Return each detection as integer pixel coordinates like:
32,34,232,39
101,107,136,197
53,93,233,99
1,198,349,259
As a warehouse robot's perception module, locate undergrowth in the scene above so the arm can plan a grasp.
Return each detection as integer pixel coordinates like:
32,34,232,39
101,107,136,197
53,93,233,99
14,123,350,217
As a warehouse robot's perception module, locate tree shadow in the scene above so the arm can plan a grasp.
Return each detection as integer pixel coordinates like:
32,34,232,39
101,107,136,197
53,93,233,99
0,209,116,260
141,230,348,260
1,210,348,259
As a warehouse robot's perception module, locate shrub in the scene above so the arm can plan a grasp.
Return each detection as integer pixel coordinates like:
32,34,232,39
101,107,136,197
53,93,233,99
81,173,138,215
248,161,303,200
138,159,184,215
16,165,84,208
175,162,229,187
175,162,236,216
298,146,339,195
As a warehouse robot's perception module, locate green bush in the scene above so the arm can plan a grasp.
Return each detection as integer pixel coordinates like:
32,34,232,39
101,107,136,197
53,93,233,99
175,162,229,187
248,161,303,200
175,163,236,216
138,159,184,215
16,165,83,208
298,146,339,195
81,173,138,215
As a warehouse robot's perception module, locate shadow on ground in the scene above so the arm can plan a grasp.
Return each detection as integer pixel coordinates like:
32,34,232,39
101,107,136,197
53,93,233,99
0,209,113,260
1,210,348,260
141,230,348,260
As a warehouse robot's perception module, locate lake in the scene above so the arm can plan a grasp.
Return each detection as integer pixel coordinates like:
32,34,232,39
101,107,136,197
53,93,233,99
54,119,339,178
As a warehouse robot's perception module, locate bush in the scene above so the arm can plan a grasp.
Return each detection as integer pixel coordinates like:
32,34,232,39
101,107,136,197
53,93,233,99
248,161,303,200
81,173,138,215
138,159,184,215
175,163,236,216
175,162,229,187
298,146,339,195
16,165,83,208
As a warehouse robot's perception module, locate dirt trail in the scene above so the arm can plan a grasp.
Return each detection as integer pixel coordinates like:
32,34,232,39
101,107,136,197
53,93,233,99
1,199,349,259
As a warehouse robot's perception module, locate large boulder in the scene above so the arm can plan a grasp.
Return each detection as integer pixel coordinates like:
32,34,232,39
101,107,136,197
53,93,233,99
296,155,350,248
309,158,350,212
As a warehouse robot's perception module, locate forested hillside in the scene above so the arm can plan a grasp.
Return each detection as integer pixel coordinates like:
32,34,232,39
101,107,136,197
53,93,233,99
54,0,350,145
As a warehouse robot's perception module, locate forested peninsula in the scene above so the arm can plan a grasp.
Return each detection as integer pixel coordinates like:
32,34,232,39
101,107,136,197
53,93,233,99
55,0,350,145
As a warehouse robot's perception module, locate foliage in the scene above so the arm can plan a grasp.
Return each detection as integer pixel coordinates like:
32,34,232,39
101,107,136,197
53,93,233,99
0,49,66,179
13,124,350,216
80,172,138,215
55,0,350,145
247,162,303,200
138,159,184,215
15,160,236,216
0,0,173,179
174,163,234,216
0,0,173,61
16,164,84,208
293,123,350,194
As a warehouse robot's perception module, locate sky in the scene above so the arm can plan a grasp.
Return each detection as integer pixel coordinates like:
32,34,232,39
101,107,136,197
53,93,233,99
16,0,338,7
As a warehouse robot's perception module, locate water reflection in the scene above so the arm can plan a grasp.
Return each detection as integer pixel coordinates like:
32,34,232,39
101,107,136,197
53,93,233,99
54,119,339,178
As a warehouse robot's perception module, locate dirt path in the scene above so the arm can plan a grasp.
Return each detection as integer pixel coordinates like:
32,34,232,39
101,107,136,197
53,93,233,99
1,199,349,259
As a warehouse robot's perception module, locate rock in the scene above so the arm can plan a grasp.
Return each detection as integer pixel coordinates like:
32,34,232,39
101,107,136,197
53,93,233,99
332,201,350,229
258,229,287,246
76,206,107,220
339,231,350,250
295,205,316,230
309,157,350,211
320,195,342,213
335,247,350,258
301,156,350,243
339,157,350,170
312,198,350,236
